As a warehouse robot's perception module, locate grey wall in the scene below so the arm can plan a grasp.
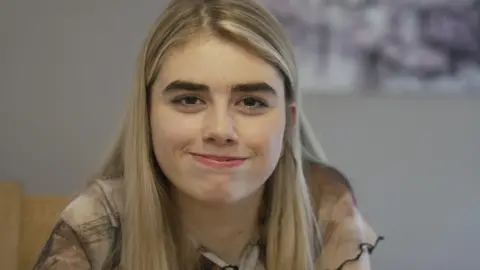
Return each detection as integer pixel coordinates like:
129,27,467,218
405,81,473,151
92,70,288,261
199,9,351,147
1,1,479,269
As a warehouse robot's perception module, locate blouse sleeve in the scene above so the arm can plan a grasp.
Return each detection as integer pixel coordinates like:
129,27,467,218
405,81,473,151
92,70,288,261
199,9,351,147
32,219,91,270
31,179,123,270
320,192,383,270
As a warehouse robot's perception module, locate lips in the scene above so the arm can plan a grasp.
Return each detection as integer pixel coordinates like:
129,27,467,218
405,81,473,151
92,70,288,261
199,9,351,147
190,153,247,168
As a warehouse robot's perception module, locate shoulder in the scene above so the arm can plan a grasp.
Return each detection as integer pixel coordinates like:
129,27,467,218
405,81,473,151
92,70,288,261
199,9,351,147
62,178,124,230
305,161,383,270
33,179,125,270
305,162,355,223
60,178,124,267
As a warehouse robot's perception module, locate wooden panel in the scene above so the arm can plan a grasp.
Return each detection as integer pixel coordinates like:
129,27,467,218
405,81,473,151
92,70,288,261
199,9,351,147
19,195,72,270
0,181,23,270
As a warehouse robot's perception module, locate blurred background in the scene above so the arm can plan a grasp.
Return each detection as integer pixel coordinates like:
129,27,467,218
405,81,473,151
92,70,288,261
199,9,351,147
262,0,480,95
1,0,479,269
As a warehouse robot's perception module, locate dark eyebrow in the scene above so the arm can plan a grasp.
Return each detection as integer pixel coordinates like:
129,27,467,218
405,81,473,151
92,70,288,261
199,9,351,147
163,80,277,95
163,80,209,93
232,82,277,95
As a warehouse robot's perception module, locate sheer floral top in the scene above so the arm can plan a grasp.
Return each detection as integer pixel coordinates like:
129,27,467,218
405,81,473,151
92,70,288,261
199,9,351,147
32,165,383,270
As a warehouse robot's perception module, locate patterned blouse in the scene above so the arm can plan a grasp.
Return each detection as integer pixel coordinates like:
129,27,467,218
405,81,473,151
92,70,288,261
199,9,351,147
32,165,383,270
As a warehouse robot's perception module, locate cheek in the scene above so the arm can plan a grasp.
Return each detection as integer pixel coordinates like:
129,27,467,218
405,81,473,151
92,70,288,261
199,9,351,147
150,106,201,154
238,112,285,162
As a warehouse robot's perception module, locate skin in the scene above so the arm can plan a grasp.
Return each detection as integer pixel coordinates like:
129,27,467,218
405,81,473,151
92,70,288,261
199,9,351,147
149,35,295,264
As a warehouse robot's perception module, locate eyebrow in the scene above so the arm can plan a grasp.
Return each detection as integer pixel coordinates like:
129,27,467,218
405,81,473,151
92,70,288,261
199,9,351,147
162,80,277,95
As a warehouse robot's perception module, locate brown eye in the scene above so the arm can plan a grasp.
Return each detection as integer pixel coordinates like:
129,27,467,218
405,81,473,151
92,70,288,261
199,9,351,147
240,97,267,108
181,96,201,105
171,95,204,106
236,96,269,115
169,95,206,113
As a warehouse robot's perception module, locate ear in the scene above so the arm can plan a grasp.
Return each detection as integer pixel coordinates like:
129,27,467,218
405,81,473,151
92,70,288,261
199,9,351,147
289,103,297,126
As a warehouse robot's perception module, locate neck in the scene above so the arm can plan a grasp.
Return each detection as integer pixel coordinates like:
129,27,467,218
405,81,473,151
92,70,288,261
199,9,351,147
175,188,265,265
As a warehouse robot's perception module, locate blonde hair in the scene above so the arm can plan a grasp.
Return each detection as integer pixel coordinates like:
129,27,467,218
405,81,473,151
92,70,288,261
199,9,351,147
98,0,328,269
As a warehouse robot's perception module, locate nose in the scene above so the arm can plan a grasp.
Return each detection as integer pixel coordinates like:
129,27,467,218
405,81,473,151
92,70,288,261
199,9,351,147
202,109,238,145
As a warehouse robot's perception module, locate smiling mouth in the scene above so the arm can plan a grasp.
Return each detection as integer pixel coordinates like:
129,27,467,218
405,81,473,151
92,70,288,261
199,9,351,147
190,153,247,168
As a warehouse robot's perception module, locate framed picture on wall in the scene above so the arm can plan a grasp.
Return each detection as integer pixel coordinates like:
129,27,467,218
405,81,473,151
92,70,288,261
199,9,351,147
260,0,480,96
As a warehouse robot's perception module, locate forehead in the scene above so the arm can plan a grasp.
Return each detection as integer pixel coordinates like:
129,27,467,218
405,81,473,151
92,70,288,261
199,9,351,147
155,36,284,94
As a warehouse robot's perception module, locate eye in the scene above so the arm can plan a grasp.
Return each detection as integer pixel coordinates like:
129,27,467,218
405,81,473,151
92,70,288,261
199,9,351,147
236,96,269,114
170,95,204,106
239,97,268,108
170,95,206,113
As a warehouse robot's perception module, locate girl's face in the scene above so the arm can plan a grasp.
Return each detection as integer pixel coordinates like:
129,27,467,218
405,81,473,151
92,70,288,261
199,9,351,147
150,36,292,203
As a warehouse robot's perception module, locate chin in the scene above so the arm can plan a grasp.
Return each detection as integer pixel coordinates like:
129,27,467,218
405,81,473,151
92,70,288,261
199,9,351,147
195,183,239,203
185,174,252,204
197,192,236,204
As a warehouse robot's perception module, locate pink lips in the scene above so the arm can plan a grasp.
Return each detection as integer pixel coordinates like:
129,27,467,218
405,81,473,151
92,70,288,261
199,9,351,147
190,153,247,168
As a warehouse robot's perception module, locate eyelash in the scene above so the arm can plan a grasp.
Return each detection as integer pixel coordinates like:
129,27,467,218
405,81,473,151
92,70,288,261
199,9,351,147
170,95,204,106
169,95,269,113
237,96,268,110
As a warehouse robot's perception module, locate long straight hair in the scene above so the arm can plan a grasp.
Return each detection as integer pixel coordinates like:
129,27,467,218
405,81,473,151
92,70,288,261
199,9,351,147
97,0,329,269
